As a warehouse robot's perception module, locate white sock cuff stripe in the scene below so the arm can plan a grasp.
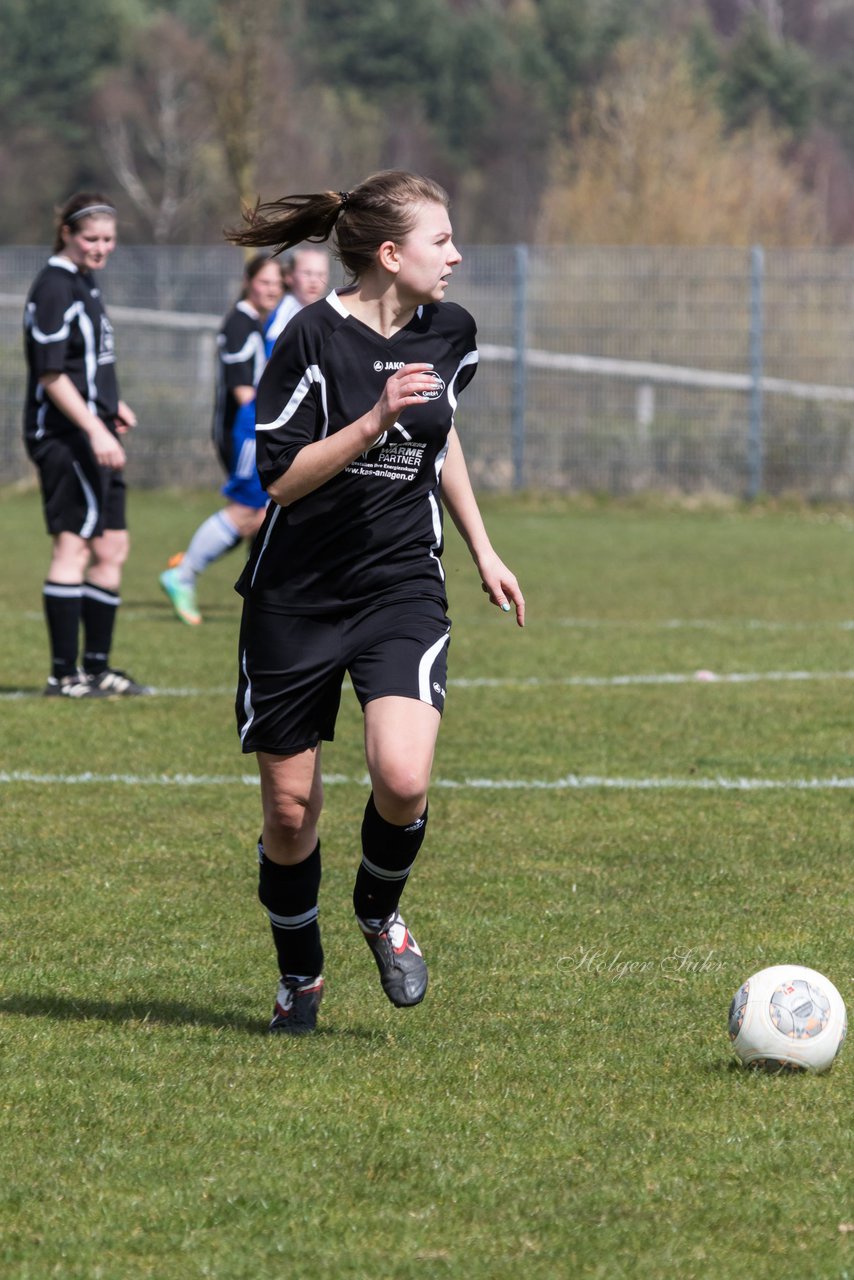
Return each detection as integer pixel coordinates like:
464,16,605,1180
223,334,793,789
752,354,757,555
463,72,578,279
360,854,415,882
43,583,83,599
81,584,121,606
267,906,319,929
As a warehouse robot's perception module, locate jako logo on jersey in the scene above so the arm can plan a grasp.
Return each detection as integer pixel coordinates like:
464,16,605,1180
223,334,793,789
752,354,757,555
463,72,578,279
373,360,405,372
418,371,446,400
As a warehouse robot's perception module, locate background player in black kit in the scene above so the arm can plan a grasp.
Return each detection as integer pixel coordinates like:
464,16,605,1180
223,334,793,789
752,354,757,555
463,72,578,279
227,170,525,1034
158,253,286,626
23,191,149,698
159,248,330,626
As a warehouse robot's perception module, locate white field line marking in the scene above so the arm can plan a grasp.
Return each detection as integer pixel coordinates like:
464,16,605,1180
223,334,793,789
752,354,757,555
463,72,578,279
1,770,852,792
452,670,854,688
2,669,853,701
556,617,854,631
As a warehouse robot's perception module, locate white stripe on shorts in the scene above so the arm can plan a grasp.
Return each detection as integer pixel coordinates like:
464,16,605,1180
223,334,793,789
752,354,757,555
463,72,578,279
418,629,450,704
72,461,100,539
239,649,255,746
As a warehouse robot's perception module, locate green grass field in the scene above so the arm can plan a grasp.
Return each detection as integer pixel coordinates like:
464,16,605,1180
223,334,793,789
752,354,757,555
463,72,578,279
1,486,852,1280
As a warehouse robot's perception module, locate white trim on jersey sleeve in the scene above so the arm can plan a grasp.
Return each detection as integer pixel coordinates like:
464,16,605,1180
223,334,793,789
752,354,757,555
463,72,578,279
255,364,329,437
236,299,260,320
446,349,479,414
219,331,265,366
26,298,84,346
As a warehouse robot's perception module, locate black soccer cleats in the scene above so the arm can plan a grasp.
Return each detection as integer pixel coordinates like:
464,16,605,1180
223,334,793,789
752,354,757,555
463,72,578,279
358,911,428,1008
268,975,324,1035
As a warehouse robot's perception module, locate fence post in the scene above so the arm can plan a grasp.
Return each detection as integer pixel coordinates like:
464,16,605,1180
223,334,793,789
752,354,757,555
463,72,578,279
512,243,528,490
748,244,764,499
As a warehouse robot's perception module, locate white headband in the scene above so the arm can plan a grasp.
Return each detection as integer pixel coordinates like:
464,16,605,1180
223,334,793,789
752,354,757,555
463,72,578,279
66,204,117,224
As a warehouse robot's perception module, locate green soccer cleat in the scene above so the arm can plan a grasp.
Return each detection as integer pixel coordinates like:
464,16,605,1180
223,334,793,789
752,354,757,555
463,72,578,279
159,567,202,626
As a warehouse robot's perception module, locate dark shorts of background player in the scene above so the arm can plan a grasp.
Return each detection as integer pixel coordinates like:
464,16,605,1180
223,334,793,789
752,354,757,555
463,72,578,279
28,430,127,537
236,595,451,756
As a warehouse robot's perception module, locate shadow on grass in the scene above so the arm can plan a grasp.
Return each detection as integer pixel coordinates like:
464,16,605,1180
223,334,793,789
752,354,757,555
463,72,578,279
0,993,380,1041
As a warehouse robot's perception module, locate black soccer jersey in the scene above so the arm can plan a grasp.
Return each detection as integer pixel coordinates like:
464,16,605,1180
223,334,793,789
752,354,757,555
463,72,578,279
23,256,119,446
236,291,478,615
212,300,267,472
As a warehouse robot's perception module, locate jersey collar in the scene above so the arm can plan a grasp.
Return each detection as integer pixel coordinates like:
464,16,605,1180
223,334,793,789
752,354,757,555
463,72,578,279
48,255,78,274
325,288,425,327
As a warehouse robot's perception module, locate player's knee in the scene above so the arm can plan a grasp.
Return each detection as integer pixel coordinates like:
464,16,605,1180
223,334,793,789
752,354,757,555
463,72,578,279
92,532,129,572
374,768,429,823
264,788,318,843
109,535,130,569
51,536,89,578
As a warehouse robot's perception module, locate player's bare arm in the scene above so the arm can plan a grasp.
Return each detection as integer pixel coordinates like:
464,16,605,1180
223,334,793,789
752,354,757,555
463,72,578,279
114,400,137,433
39,372,126,469
441,426,525,627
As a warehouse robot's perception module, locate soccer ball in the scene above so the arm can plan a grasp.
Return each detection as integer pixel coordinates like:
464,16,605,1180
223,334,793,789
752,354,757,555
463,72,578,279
728,965,847,1074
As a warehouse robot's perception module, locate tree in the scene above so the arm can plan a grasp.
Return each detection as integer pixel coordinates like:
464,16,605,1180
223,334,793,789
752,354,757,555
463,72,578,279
537,40,825,246
95,15,215,242
719,8,816,134
205,0,279,210
0,0,137,242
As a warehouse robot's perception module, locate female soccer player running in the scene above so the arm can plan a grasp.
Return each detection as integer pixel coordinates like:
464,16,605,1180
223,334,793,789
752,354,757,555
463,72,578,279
227,171,525,1034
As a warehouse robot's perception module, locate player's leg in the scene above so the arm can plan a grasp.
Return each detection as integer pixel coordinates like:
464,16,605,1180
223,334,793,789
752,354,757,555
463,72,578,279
161,397,268,625
160,502,265,626
354,697,439,1006
160,507,239,625
256,747,326,1033
225,502,267,539
43,531,90,692
349,601,450,1007
83,519,150,696
37,435,101,697
237,604,343,1033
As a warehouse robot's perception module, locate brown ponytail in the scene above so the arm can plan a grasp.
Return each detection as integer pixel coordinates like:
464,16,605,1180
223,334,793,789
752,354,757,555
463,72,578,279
225,170,449,282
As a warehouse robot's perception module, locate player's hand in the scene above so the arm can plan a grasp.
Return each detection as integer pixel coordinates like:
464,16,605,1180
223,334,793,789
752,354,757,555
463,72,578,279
115,400,137,434
91,424,126,469
376,363,439,428
478,553,525,628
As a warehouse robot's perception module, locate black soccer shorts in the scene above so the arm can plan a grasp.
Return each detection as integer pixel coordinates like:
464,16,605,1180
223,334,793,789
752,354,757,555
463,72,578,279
236,595,451,755
30,431,127,538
